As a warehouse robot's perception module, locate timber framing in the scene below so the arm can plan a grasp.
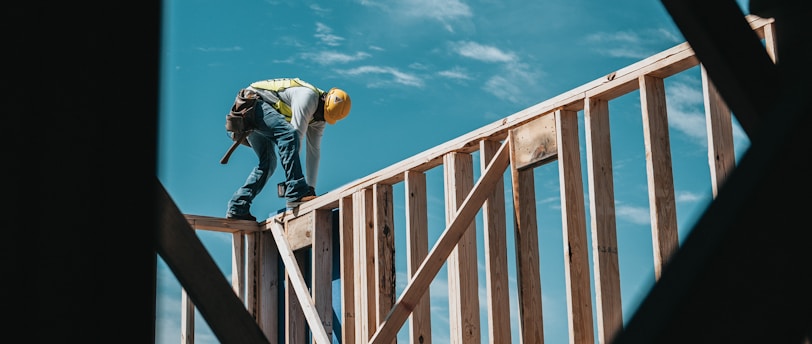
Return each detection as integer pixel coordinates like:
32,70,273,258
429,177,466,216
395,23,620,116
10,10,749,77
163,7,809,344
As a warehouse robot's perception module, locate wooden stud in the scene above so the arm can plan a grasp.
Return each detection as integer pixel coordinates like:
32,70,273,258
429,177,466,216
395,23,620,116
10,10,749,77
368,140,510,344
339,196,357,344
584,97,623,344
508,131,545,344
480,139,512,343
556,109,595,343
639,74,680,279
404,170,432,344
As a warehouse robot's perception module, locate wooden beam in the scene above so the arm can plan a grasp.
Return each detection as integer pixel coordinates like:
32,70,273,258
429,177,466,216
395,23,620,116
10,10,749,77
354,189,375,341
404,171,433,344
259,230,279,340
368,139,511,344
285,211,317,251
510,114,557,170
480,140,512,343
268,219,332,344
444,152,481,343
373,184,397,343
556,109,595,344
339,196,357,344
313,209,334,340
181,289,195,344
639,75,679,279
702,65,736,198
156,180,270,344
186,214,261,233
286,249,307,344
584,97,623,343
246,233,260,320
231,233,246,301
509,131,545,344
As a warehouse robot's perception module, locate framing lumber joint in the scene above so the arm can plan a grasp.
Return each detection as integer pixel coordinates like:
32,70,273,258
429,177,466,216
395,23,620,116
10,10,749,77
265,209,333,251
510,113,559,170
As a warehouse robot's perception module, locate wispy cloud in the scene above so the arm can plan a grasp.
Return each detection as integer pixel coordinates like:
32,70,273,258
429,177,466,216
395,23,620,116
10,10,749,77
616,204,651,225
666,79,708,145
451,41,516,63
358,0,472,32
315,22,344,46
675,189,705,203
309,4,330,16
340,65,425,87
300,51,371,65
438,66,473,80
449,41,542,104
196,46,243,52
585,28,682,60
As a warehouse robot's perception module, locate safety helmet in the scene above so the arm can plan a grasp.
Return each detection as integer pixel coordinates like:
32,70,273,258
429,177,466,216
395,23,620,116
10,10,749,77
323,88,351,124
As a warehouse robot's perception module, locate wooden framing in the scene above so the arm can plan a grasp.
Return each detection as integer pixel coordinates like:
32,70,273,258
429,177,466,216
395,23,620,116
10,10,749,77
508,131,545,344
556,109,594,344
584,96,623,343
639,74,679,279
443,152,481,343
170,15,781,344
479,140,511,343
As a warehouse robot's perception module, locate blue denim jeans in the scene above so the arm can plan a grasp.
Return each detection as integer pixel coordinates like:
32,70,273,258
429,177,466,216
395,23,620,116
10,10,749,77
227,100,310,217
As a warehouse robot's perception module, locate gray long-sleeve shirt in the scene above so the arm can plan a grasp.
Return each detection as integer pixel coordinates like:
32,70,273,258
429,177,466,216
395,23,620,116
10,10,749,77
247,85,325,189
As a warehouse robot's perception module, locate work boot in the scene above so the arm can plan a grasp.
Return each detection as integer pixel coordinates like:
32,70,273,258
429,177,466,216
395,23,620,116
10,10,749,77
286,187,317,208
226,212,257,221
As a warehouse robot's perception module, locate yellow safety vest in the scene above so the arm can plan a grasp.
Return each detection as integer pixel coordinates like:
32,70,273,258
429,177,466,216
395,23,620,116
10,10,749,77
250,78,325,122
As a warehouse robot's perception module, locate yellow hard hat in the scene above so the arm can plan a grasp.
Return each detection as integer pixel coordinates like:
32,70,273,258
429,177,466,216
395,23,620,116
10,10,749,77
323,88,351,124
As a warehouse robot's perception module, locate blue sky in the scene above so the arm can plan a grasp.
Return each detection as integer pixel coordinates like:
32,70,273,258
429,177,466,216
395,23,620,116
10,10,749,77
157,0,752,343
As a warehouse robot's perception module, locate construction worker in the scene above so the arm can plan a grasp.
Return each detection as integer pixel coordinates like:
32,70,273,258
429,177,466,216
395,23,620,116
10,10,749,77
226,78,352,221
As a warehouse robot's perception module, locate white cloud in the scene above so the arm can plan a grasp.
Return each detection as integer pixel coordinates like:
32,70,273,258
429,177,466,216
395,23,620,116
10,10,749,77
195,46,243,52
438,67,473,80
309,4,330,16
666,80,708,145
616,204,651,225
300,51,371,65
448,41,542,104
340,65,425,87
358,0,472,32
314,22,344,47
675,190,704,203
404,0,472,21
586,28,682,60
451,41,516,63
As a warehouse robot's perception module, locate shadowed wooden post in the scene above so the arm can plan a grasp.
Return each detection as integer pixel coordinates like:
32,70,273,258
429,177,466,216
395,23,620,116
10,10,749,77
247,233,260,321
702,65,735,198
232,232,245,301
639,74,679,280
259,230,279,340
